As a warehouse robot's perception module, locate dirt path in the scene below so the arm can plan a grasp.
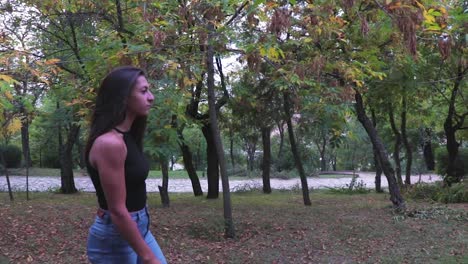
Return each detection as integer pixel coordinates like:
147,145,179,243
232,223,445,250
0,173,442,192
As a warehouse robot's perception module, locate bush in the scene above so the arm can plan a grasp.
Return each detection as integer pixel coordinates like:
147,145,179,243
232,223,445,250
435,147,468,179
404,181,468,203
270,169,298,179
435,182,468,203
0,145,22,168
326,179,371,195
41,151,61,168
404,182,440,201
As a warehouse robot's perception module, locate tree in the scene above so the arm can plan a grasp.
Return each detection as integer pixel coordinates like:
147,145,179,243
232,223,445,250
412,1,467,185
0,2,59,198
0,77,20,201
229,72,283,192
237,2,315,205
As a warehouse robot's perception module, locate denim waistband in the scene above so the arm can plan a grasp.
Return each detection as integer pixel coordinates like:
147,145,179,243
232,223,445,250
97,206,149,224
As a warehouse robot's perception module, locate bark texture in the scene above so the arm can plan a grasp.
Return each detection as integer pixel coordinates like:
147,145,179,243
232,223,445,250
261,127,272,194
283,91,311,206
355,91,405,208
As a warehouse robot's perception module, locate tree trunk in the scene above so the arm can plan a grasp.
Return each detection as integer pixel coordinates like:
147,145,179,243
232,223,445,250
245,137,257,171
229,128,235,169
202,123,219,199
313,133,327,172
401,96,412,185
158,157,170,207
0,151,14,201
177,128,203,196
388,105,403,186
331,154,337,171
20,116,32,200
444,123,459,185
443,63,465,185
422,128,435,170
205,29,234,238
355,91,405,208
283,91,311,206
169,156,174,171
20,117,32,167
76,130,85,169
59,122,79,194
374,152,383,193
276,120,285,172
60,147,78,194
261,127,272,194
371,109,383,193
319,136,327,172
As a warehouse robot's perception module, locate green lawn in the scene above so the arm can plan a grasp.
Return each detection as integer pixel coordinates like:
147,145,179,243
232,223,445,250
0,191,466,263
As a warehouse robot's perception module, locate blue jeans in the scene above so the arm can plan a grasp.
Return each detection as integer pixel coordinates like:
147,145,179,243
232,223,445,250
87,206,167,264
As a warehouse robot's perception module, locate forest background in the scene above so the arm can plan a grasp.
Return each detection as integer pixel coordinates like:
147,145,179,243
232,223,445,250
0,0,467,248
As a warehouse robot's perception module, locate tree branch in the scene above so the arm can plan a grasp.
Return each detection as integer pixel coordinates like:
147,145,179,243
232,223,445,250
224,1,249,27
373,0,394,19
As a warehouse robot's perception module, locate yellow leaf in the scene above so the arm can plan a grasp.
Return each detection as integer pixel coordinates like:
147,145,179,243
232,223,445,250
423,11,435,23
0,74,15,83
168,61,179,70
45,58,61,65
414,0,425,10
266,2,279,8
439,7,447,15
4,91,13,100
425,25,441,31
7,118,21,134
164,125,172,129
267,47,279,61
183,77,196,86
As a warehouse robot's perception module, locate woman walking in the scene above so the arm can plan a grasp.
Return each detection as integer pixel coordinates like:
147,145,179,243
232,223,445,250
85,66,166,264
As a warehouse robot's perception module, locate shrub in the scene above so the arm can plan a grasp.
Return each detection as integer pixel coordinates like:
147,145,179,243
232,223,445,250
231,182,262,193
0,145,22,168
404,181,468,203
41,151,61,168
404,182,440,201
435,147,468,179
270,169,298,179
326,179,371,195
435,182,468,203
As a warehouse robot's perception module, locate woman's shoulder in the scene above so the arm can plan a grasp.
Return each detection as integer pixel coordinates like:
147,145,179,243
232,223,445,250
92,131,126,154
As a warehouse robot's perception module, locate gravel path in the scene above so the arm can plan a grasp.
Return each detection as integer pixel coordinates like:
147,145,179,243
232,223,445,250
0,173,442,193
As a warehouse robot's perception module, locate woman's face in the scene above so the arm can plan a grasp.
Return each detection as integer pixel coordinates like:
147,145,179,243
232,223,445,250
127,75,154,117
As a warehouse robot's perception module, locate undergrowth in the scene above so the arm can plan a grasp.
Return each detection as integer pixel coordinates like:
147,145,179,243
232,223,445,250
404,181,468,203
325,179,371,195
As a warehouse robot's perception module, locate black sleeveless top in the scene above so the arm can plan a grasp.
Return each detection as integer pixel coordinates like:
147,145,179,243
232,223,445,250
87,128,149,212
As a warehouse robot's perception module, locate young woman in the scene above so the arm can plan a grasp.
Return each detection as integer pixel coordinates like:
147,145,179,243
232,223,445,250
85,66,166,264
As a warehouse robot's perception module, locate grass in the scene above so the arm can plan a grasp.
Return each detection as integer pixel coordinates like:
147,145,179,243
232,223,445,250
0,191,466,263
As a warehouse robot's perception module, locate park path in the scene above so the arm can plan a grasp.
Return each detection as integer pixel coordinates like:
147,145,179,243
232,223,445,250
0,173,442,193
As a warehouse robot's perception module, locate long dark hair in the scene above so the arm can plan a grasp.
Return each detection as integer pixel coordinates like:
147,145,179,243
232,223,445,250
85,66,147,162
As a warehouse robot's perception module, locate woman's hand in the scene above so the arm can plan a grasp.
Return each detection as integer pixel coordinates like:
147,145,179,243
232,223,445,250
142,256,161,264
